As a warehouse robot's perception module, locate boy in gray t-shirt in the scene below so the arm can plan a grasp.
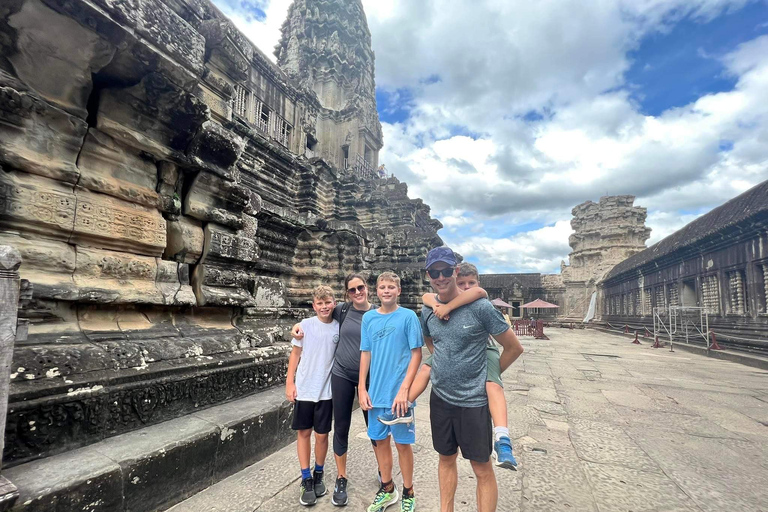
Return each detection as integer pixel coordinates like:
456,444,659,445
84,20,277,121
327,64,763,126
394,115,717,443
286,285,339,507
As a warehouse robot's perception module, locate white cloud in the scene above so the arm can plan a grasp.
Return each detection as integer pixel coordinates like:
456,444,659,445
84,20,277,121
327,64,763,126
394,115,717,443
210,0,768,273
213,0,292,61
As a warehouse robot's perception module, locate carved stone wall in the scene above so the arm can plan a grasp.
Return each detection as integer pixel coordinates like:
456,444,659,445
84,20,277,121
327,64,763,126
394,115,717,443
560,195,651,320
0,0,442,465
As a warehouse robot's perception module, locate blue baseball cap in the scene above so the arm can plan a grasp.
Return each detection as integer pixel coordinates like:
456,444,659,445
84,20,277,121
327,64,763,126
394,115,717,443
425,246,457,269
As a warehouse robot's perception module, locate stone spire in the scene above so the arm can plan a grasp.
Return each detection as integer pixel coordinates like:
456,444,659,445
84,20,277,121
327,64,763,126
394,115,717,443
276,0,382,171
560,195,651,319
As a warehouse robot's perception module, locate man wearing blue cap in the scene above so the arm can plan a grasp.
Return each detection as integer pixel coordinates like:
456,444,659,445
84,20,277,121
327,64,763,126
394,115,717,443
420,246,524,512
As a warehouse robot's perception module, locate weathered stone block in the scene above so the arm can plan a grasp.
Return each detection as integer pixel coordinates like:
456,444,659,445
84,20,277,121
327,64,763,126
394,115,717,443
71,189,166,257
164,216,204,264
74,247,161,304
0,170,76,241
97,73,208,159
191,264,255,307
183,171,249,229
156,259,196,306
0,75,87,184
7,0,115,117
187,121,244,178
76,129,160,208
0,233,77,301
251,276,289,307
202,224,259,264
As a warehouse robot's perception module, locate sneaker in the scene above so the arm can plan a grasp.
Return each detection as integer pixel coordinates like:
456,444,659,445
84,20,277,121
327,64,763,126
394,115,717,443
492,436,518,470
331,476,348,506
401,494,415,512
377,407,414,425
299,477,317,506
314,470,327,497
367,484,399,512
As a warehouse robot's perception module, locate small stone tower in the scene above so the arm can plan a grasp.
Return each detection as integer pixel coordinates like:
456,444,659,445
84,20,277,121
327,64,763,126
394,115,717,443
276,0,382,175
561,196,651,320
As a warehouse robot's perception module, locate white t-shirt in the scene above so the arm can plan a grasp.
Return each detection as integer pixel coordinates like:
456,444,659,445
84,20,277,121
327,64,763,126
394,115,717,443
292,317,339,402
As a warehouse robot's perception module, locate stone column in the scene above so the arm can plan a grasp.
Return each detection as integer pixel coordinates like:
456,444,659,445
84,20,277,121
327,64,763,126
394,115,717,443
0,246,20,510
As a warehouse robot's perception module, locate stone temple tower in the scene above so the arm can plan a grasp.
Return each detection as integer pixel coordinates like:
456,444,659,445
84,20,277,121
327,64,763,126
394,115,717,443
560,196,651,320
276,0,382,176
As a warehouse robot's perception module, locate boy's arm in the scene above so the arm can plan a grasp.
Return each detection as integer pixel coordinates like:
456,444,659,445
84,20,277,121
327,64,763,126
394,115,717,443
421,292,438,309
435,287,488,320
285,345,302,402
393,347,422,416
358,351,373,410
494,328,524,373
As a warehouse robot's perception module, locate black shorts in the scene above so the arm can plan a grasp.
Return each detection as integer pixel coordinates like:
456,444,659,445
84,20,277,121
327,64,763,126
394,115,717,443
291,399,333,433
430,390,492,462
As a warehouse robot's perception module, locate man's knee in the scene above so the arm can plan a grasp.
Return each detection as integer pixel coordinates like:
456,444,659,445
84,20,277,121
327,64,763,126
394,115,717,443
439,453,458,465
470,459,495,478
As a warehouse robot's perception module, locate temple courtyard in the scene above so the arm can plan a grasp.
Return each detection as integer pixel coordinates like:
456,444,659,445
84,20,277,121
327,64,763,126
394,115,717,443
169,329,768,512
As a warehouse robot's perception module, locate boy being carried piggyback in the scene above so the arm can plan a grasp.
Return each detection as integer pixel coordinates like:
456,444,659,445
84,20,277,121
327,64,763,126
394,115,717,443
286,285,339,507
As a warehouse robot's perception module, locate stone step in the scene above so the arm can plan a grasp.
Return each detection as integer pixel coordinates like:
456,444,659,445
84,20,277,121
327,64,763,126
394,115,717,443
4,388,293,512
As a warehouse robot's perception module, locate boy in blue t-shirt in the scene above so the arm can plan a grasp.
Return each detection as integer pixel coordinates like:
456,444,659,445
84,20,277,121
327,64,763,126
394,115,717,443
358,272,423,512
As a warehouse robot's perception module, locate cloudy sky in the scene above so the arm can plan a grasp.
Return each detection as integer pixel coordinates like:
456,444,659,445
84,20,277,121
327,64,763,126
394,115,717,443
212,0,768,273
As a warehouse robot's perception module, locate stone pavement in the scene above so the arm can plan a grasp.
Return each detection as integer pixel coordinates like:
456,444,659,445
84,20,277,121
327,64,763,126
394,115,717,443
168,329,768,512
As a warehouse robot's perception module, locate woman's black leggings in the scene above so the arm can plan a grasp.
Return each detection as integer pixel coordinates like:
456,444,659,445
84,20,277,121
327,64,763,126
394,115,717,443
332,373,372,456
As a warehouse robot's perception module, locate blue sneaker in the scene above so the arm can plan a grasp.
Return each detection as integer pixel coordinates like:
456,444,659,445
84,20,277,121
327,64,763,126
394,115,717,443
493,436,518,470
377,407,414,425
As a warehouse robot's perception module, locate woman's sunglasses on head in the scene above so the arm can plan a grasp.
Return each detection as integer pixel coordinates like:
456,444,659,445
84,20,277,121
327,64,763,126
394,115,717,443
347,284,367,295
427,267,455,279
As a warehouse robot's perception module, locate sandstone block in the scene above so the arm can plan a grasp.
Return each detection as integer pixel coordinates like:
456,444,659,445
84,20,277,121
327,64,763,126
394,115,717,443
71,188,166,257
156,259,196,306
0,75,87,184
0,232,78,301
183,171,249,229
191,264,255,307
165,216,204,264
7,0,115,117
0,169,76,241
76,129,161,209
202,224,259,264
187,120,245,177
251,277,289,308
74,247,162,304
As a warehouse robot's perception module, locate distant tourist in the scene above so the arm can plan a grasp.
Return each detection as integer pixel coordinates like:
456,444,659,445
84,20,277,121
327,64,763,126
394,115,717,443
358,271,423,512
285,285,339,506
377,164,387,179
291,273,377,506
501,308,512,326
409,262,520,470
421,247,524,512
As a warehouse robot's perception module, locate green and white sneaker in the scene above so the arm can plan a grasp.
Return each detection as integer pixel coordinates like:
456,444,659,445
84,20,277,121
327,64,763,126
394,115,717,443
299,477,316,506
367,484,399,512
401,494,415,512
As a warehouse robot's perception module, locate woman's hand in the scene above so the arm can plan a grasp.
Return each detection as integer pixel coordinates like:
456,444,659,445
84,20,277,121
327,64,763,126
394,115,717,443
291,323,304,339
358,386,373,411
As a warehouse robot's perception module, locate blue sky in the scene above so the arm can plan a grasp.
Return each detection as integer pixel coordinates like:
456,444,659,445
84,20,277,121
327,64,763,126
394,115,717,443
214,0,768,274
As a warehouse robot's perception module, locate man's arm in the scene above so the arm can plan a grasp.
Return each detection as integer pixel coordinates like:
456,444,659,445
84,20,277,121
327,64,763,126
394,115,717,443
392,347,422,416
285,345,302,402
494,328,524,373
357,351,373,410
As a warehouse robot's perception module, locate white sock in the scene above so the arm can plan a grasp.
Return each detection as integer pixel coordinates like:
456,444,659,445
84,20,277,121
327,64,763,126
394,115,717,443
494,427,510,442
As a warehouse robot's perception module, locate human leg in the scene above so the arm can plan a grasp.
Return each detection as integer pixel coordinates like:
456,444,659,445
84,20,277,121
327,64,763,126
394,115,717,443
470,459,498,512
296,428,312,471
331,374,356,476
438,453,458,512
486,382,507,428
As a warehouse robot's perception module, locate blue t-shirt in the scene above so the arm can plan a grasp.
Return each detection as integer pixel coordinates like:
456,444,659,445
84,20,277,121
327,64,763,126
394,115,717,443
360,307,424,408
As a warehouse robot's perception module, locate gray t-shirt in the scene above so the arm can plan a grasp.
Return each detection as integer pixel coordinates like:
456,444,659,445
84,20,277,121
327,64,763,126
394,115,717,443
332,303,374,383
421,298,510,407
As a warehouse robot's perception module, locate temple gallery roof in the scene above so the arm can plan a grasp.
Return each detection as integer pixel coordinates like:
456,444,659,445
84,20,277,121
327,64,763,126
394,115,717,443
605,179,768,282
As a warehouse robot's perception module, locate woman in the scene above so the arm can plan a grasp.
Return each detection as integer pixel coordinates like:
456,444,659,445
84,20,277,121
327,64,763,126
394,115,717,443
291,273,376,507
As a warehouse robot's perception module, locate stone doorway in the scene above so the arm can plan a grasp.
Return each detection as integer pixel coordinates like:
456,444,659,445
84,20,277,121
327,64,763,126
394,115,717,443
511,300,522,318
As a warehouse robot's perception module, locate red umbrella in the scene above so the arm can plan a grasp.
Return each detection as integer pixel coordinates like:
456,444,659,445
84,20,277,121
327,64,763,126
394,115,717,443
521,299,559,309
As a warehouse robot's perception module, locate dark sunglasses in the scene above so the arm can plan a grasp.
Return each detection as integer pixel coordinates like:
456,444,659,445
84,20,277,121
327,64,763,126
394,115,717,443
427,267,455,279
347,284,367,295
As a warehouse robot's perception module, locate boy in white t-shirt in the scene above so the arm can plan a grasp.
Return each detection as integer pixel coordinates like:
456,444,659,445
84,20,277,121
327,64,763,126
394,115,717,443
286,285,339,507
